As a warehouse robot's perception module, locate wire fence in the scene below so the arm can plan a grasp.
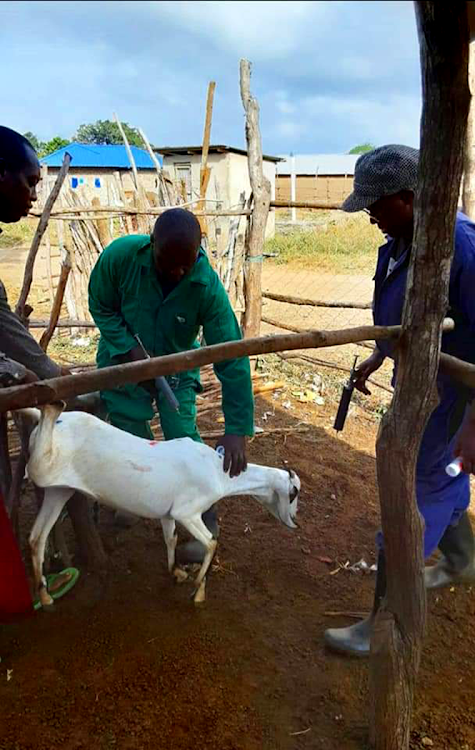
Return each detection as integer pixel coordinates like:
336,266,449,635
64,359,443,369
260,238,394,396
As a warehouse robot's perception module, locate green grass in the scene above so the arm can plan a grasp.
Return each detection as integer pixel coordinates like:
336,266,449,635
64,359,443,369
266,215,382,273
0,218,36,248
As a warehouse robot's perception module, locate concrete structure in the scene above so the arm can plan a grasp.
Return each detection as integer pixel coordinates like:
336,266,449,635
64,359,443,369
157,145,281,238
276,154,358,205
40,143,159,204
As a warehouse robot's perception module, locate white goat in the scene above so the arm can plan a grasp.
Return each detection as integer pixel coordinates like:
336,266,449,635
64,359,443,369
22,403,300,607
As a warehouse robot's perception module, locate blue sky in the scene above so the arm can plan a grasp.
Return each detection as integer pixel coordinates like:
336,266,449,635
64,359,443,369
1,0,421,155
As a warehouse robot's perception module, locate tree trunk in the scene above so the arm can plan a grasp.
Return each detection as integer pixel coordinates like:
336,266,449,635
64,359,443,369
369,4,470,749
463,41,475,218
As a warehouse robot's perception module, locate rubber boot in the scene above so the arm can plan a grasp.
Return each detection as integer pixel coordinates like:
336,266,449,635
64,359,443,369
324,551,386,658
425,512,475,589
175,506,219,565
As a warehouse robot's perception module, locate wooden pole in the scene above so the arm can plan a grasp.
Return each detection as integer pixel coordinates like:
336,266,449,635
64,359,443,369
29,199,341,218
40,166,54,305
290,154,297,223
138,127,171,207
369,5,470,749
262,290,371,310
463,41,475,218
113,113,139,190
0,324,419,412
91,197,111,247
113,113,150,232
15,153,71,320
240,59,271,338
197,81,216,240
0,320,460,413
270,199,340,210
39,248,72,351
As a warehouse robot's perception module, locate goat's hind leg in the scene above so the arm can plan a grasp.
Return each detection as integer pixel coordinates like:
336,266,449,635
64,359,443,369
176,514,217,605
29,487,74,608
160,518,188,583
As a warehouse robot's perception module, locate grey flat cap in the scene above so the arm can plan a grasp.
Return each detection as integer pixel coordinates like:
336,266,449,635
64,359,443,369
342,144,419,213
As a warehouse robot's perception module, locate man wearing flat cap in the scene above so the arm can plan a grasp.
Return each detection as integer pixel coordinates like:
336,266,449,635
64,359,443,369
324,144,475,657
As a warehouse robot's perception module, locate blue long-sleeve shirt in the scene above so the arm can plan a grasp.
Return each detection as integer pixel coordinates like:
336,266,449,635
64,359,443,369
373,212,475,380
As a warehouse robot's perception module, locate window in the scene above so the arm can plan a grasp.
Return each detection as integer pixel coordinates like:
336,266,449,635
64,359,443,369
94,178,101,188
71,177,78,189
175,163,192,201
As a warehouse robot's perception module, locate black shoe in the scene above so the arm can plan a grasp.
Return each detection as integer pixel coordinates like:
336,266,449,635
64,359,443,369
425,512,475,589
176,507,219,565
324,551,386,658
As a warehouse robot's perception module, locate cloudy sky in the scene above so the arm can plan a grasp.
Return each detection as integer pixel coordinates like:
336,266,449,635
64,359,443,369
1,0,421,155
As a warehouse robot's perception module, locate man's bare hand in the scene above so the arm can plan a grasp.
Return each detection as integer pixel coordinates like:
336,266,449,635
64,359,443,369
216,434,247,478
353,350,385,395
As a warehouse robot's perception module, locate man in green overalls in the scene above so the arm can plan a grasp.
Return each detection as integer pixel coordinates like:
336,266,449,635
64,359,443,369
88,208,254,562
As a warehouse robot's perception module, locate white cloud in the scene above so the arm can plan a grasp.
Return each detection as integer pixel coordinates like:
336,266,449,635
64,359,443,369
154,0,338,60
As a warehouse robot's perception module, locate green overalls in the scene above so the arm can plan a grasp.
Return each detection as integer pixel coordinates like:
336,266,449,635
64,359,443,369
88,235,254,442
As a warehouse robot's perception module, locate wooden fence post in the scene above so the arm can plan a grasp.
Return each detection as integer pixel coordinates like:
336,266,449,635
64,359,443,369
16,153,71,321
240,59,271,338
369,4,470,749
463,41,475,218
197,81,216,243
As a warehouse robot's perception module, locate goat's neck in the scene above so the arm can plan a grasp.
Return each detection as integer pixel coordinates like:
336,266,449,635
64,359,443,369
221,463,283,499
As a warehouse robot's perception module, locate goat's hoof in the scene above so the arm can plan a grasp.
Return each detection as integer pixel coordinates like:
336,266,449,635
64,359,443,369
39,590,54,608
192,585,206,606
173,567,188,584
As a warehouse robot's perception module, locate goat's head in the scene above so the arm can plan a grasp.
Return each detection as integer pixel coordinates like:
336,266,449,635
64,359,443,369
265,468,300,530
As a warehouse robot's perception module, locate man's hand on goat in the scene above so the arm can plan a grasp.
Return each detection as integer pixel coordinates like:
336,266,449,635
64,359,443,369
216,434,247,477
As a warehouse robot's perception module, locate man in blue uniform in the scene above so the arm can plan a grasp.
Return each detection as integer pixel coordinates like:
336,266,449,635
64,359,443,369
325,145,475,656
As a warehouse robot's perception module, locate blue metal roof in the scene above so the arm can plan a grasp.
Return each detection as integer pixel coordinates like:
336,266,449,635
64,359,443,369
40,142,158,169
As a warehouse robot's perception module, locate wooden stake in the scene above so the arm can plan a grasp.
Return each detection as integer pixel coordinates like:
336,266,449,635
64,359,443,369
139,127,171,207
15,152,71,320
369,5,470,749
113,113,150,233
39,248,72,351
240,60,271,338
113,113,139,191
197,81,216,239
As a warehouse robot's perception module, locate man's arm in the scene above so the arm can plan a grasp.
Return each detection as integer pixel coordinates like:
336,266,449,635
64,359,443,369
201,274,254,475
88,240,138,359
0,282,60,379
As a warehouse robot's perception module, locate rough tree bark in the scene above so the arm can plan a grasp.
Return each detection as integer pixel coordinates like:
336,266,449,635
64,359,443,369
240,59,271,338
369,4,470,750
463,41,475,218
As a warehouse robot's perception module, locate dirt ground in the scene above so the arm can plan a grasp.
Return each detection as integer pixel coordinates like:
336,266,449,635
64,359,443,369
1,244,475,749
1,388,475,750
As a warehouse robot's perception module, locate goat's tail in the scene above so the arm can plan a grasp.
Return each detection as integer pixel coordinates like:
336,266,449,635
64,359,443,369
18,401,65,428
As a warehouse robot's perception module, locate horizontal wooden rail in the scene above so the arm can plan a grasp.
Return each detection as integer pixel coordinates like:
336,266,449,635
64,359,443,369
263,290,372,310
0,324,409,412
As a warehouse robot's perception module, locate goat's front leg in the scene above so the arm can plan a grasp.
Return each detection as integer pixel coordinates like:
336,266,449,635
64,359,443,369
176,514,217,605
160,518,188,583
29,487,74,607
